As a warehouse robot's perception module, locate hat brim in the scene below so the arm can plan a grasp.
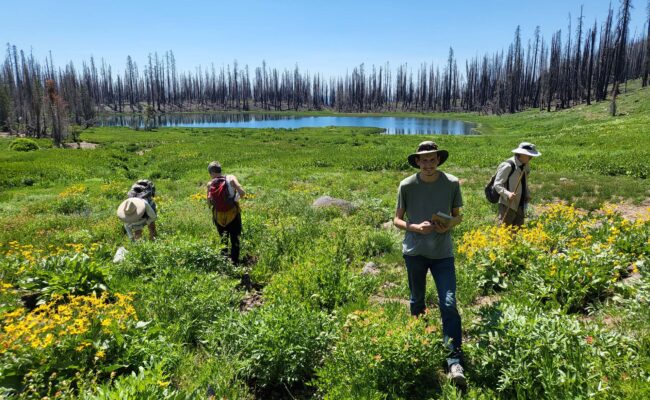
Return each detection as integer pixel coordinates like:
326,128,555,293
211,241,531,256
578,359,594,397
512,149,541,157
117,199,147,223
407,150,449,168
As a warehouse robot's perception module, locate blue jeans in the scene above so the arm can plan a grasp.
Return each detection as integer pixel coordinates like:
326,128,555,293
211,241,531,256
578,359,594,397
404,255,462,366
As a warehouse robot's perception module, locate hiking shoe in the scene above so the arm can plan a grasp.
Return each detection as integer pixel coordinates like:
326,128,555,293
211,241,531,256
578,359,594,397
449,363,467,387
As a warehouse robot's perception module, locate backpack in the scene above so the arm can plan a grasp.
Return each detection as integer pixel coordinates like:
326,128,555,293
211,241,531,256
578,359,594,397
135,180,155,197
128,180,155,200
485,160,515,203
208,177,236,212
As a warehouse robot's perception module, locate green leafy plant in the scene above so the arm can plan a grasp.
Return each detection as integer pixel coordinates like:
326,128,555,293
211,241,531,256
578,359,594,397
134,269,241,346
116,238,235,277
9,138,39,152
207,302,337,390
18,253,109,304
54,194,91,215
314,307,446,399
83,363,193,400
468,302,641,399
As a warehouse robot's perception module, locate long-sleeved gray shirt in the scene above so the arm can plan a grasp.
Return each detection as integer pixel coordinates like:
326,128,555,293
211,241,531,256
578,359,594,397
494,156,529,210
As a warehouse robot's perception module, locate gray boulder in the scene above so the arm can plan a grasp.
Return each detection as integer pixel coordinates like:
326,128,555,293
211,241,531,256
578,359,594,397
312,196,355,212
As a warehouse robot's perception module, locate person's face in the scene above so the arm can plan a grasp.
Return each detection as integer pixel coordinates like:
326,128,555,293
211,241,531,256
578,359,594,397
416,153,439,175
518,154,532,164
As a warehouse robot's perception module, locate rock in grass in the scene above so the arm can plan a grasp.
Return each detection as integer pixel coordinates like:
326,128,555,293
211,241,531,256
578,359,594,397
113,246,128,263
312,196,355,212
362,261,380,275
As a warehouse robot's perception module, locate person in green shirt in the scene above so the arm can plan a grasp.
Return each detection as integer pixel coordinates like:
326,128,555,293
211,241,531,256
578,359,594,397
393,140,466,387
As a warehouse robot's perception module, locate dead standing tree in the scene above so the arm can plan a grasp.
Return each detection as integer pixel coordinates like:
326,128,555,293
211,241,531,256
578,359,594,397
642,0,650,87
610,0,633,116
45,79,67,146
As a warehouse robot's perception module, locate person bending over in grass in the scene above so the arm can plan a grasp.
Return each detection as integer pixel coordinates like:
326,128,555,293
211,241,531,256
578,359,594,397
117,197,157,241
126,179,158,238
393,141,466,387
207,161,246,265
494,142,541,226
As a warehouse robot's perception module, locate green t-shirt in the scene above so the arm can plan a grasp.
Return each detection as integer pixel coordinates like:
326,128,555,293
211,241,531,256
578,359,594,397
396,172,463,259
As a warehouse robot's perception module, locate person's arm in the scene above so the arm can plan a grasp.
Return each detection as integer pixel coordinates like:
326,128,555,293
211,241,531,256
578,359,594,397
494,161,516,201
229,175,246,198
144,202,157,223
394,208,434,235
124,223,134,240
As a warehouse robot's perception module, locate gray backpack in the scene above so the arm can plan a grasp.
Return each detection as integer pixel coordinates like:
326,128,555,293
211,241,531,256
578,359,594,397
484,160,515,203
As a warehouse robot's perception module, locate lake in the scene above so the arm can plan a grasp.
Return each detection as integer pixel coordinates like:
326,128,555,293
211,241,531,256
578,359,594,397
98,113,477,135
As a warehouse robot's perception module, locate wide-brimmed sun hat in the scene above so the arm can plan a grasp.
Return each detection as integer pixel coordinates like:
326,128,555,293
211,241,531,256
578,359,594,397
117,198,147,223
407,141,449,168
512,142,541,157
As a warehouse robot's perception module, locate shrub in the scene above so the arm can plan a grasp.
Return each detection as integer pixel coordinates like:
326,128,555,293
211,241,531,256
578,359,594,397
9,138,39,152
116,238,234,277
135,270,241,346
207,302,337,390
54,194,91,215
314,307,447,399
514,246,628,313
468,302,641,399
458,204,648,308
250,215,325,279
264,243,375,311
18,253,109,305
100,181,127,200
82,363,193,400
361,229,397,258
0,292,146,398
457,223,546,292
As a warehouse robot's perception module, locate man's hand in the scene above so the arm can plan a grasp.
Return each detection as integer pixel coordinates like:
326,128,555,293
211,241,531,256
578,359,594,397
507,191,516,201
410,221,435,235
431,220,449,233
432,214,462,233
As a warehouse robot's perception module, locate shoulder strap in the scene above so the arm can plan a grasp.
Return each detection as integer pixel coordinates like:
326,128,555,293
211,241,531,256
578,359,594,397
505,159,516,191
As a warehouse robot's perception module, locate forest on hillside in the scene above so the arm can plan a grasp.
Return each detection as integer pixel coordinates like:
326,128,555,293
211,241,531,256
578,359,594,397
0,0,649,144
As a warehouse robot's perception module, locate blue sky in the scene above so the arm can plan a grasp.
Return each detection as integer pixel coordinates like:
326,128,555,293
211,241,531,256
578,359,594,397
2,0,648,78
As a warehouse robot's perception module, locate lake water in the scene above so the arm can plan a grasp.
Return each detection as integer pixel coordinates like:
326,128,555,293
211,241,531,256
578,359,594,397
99,113,476,135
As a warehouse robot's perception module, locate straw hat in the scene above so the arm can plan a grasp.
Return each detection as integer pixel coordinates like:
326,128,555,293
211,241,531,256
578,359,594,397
117,198,147,223
407,141,449,168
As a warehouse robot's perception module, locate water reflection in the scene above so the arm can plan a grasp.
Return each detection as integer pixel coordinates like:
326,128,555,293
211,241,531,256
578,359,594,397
98,113,476,135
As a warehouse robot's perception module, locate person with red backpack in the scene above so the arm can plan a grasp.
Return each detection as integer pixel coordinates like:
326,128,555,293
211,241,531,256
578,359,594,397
207,161,246,264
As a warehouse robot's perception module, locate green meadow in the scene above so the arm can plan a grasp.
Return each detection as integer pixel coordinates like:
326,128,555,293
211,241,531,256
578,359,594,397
1,82,649,398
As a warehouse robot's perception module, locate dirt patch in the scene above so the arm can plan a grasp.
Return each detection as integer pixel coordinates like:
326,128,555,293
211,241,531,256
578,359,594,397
240,291,264,312
535,198,650,221
64,141,99,149
369,295,410,307
579,314,621,328
622,272,642,284
606,198,650,221
473,294,501,308
237,272,264,312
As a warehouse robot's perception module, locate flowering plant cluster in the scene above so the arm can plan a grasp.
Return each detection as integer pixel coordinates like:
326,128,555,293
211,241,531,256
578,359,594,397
0,292,139,398
458,203,649,312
